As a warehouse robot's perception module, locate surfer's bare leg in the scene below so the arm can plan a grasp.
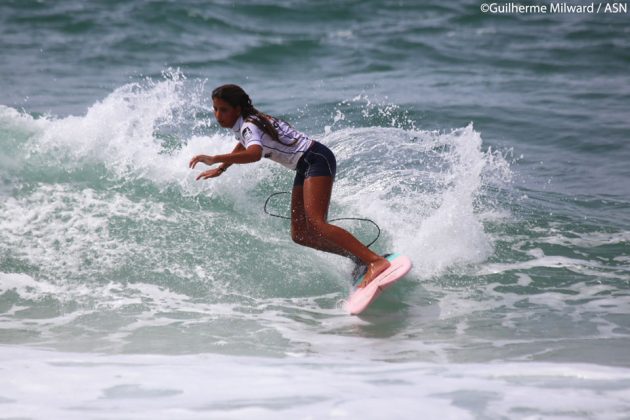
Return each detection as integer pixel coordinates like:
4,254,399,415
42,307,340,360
291,185,352,259
301,176,390,287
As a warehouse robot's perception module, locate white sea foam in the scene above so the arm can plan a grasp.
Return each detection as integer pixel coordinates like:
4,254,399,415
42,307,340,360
0,345,629,420
478,245,630,281
0,272,60,298
0,184,174,277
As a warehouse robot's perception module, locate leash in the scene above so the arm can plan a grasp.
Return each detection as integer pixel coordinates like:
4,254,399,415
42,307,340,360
263,191,381,248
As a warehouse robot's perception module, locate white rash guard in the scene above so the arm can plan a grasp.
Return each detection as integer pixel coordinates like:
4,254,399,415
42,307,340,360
231,115,314,170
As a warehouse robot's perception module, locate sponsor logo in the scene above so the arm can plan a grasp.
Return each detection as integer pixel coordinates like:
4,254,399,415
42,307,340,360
242,127,253,140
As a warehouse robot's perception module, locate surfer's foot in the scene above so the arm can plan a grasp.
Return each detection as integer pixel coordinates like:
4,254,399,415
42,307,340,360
357,257,391,288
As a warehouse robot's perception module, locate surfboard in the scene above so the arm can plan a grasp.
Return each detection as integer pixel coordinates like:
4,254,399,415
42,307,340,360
345,253,412,315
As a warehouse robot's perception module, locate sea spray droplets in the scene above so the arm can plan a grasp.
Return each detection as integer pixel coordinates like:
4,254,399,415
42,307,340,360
328,94,418,132
326,123,511,279
16,70,211,186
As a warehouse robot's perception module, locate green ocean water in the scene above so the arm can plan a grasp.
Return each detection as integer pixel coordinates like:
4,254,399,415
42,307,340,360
1,1,630,418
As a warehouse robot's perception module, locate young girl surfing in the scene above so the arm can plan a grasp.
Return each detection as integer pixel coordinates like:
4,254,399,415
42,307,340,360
189,84,390,288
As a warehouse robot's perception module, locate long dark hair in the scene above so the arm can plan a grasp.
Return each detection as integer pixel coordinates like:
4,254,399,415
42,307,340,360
211,84,280,142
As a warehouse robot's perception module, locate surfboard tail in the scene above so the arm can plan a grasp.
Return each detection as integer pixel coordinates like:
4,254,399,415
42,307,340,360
346,254,412,315
351,253,398,288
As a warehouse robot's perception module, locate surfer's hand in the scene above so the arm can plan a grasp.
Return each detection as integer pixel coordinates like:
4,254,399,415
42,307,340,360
196,168,223,180
189,155,216,169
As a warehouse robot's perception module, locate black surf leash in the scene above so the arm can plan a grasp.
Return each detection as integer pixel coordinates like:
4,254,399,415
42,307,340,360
263,191,381,249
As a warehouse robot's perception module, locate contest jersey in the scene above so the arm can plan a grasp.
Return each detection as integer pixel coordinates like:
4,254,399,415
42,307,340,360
231,115,313,170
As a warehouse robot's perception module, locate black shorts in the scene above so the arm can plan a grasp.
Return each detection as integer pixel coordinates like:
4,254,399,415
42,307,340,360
293,141,337,187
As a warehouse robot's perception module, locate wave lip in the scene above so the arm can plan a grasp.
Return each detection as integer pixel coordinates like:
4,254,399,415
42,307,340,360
327,122,511,279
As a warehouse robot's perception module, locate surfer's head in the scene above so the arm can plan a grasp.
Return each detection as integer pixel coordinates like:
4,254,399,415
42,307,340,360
211,84,279,140
211,84,248,128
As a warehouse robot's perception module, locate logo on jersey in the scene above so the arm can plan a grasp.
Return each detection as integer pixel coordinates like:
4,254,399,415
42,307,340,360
242,127,253,141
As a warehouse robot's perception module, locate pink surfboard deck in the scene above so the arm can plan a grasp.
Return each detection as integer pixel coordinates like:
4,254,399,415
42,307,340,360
345,253,412,315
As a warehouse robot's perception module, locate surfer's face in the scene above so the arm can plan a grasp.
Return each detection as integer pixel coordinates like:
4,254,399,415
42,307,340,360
213,97,241,128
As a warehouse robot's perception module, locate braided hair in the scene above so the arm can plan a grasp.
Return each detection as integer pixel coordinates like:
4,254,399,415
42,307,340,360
211,84,280,142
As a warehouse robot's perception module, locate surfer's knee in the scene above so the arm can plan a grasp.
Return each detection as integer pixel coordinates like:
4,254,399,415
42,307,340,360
304,216,327,234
